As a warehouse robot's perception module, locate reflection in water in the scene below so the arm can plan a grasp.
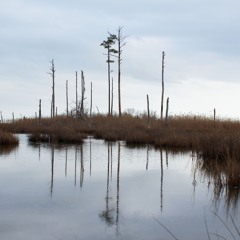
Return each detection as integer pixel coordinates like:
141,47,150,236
38,144,41,161
146,145,149,170
28,138,240,217
165,149,169,169
193,155,240,214
50,146,54,197
75,147,77,186
80,144,84,188
65,147,68,178
48,144,86,196
99,141,121,235
99,142,114,226
90,138,92,176
160,149,163,212
0,144,18,155
116,142,120,235
3,135,240,240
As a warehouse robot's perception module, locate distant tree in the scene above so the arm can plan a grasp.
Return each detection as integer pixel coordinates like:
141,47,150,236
101,34,118,115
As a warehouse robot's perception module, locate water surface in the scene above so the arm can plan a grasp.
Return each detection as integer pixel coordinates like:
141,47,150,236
0,135,239,240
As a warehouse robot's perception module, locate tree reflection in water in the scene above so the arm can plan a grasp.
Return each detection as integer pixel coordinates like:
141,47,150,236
99,141,121,235
50,145,54,197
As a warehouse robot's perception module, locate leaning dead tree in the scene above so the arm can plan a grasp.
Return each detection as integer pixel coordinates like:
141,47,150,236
101,34,117,115
160,51,165,120
116,26,127,117
48,59,56,118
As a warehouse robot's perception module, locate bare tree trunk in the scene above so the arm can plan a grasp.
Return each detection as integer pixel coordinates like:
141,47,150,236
80,70,85,115
12,112,14,123
147,94,150,127
48,59,56,118
165,97,169,126
39,99,41,125
76,71,78,118
160,51,165,120
117,26,127,117
51,97,53,118
111,77,113,116
90,82,92,124
107,47,111,116
214,108,216,122
0,111,3,123
66,80,68,117
51,60,55,117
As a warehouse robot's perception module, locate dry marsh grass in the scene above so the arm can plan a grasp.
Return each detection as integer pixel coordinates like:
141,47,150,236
1,114,240,158
0,129,19,146
1,113,240,187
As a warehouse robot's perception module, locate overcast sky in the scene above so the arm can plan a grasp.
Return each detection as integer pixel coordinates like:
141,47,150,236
1,0,240,120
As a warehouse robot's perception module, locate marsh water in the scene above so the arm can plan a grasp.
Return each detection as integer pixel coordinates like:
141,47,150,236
0,135,239,240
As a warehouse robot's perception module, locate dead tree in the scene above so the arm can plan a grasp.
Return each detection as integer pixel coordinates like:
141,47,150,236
90,82,93,122
116,26,127,117
214,108,216,122
160,51,165,120
101,34,117,115
12,112,15,123
111,77,114,116
75,71,78,118
39,99,41,125
48,59,56,118
80,70,85,115
66,80,69,117
147,94,150,127
165,97,169,126
0,111,3,123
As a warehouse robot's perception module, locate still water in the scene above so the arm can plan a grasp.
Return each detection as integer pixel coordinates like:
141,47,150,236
0,134,239,240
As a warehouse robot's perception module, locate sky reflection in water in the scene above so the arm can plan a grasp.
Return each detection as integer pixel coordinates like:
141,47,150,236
0,135,239,240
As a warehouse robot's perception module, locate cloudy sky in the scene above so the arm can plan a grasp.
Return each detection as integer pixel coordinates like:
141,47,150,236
1,0,240,120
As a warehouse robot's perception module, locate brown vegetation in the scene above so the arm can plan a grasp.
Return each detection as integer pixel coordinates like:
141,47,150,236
1,113,240,187
0,113,240,154
1,114,240,152
0,129,19,146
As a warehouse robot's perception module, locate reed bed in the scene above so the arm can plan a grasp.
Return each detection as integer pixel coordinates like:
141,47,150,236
0,129,19,146
1,114,240,151
1,113,240,187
